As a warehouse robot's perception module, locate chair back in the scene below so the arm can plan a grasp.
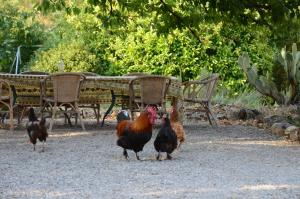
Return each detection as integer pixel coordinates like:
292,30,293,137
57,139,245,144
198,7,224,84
0,78,14,131
0,79,12,100
21,71,49,75
82,72,98,76
129,75,171,108
123,72,149,76
183,73,218,102
50,73,86,103
182,73,219,126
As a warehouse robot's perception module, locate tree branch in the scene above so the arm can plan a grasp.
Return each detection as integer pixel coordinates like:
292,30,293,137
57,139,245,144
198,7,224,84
159,0,202,44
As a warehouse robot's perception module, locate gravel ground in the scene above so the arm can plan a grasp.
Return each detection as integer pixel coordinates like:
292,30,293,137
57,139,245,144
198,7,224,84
0,120,300,199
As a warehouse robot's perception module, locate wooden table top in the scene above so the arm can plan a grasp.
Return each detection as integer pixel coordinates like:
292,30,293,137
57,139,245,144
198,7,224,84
0,73,182,105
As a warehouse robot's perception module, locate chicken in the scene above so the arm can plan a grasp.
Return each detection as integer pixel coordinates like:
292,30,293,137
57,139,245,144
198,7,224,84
154,114,177,160
27,108,48,152
28,107,38,122
116,110,130,123
116,106,157,160
170,106,186,149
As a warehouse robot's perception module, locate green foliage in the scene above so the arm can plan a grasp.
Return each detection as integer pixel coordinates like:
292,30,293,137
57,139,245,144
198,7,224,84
105,27,204,80
272,18,300,49
213,89,265,109
0,0,46,73
104,18,275,94
30,42,98,73
272,59,288,93
29,9,276,94
238,43,300,105
1,0,294,101
29,12,111,74
35,0,300,48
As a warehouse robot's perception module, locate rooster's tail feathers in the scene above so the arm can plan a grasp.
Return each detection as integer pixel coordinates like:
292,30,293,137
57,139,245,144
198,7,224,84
40,117,46,126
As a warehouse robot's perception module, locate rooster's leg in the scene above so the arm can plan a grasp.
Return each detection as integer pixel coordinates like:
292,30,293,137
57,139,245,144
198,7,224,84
135,152,140,160
123,149,128,159
42,141,45,152
167,153,172,160
156,152,161,161
33,144,36,151
177,142,182,150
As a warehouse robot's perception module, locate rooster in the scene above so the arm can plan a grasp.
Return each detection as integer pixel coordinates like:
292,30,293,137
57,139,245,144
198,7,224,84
116,106,157,160
154,114,177,160
27,108,48,152
170,105,186,149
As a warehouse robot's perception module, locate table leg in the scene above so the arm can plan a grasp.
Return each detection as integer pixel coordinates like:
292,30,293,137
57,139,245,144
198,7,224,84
101,90,116,127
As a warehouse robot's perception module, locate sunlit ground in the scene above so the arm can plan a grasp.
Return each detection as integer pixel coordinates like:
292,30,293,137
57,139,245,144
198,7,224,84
0,119,299,199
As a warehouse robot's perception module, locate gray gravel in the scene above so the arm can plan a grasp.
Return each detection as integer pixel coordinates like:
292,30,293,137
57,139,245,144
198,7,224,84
0,121,300,199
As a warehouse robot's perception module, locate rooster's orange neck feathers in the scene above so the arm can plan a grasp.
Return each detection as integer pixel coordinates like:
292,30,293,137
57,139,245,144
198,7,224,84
130,112,152,132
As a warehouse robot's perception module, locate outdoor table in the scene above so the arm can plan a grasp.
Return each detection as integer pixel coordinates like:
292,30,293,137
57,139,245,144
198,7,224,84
0,73,183,126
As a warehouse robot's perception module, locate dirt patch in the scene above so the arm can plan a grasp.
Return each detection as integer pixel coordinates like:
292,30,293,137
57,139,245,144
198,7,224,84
0,120,300,198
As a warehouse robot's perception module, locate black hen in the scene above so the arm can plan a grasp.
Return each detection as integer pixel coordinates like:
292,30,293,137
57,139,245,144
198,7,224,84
27,108,48,151
154,115,177,160
28,107,38,122
116,110,130,123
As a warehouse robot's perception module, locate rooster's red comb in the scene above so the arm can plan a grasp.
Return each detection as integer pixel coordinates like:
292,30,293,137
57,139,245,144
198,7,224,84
146,105,157,115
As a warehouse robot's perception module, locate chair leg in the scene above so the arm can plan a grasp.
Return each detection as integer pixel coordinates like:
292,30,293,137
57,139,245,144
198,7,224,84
40,102,45,118
130,111,134,121
9,100,13,132
17,105,22,124
49,105,57,132
129,101,134,120
205,103,218,126
206,110,213,126
94,104,100,124
208,110,218,126
64,106,67,124
75,112,78,125
19,107,27,125
75,103,85,131
199,102,217,126
81,109,85,119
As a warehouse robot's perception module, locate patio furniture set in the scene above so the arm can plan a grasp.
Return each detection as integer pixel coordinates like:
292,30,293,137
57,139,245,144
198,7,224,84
0,72,218,132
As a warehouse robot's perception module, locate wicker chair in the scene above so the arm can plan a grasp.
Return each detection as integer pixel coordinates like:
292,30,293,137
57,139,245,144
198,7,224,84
123,72,149,76
117,72,149,110
41,73,86,131
81,72,98,76
183,73,219,126
21,71,49,75
128,75,171,119
79,72,101,124
0,79,14,131
16,71,49,123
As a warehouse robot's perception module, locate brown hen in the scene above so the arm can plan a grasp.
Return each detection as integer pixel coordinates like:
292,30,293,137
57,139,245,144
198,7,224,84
170,106,186,149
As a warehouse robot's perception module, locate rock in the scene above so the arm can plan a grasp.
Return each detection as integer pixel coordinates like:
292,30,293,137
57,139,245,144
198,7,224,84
257,123,264,128
285,126,300,141
216,113,227,120
237,108,247,120
271,123,292,136
227,107,242,120
264,115,291,128
227,108,262,121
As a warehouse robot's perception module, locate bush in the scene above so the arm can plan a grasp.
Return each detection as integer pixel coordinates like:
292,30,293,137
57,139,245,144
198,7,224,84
0,1,46,73
30,42,98,73
29,12,112,74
